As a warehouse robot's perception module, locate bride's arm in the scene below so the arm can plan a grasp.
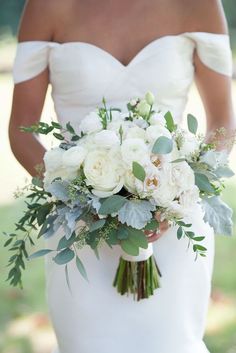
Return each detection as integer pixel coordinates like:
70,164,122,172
193,1,236,150
9,0,57,177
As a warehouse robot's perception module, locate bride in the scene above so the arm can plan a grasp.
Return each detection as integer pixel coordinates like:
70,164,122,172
9,0,235,352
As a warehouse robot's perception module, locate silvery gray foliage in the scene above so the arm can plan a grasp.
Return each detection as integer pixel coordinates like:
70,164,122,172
64,206,83,239
47,180,70,202
118,200,155,229
87,195,102,213
202,196,233,236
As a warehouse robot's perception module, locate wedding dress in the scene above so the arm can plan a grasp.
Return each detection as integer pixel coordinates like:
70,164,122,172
13,32,233,353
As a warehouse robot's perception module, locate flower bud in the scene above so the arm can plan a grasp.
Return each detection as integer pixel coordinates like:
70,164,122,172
136,100,150,117
145,91,155,105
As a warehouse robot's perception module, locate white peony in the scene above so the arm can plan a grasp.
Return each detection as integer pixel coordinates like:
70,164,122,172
146,124,171,144
93,130,120,148
149,112,166,126
83,149,125,197
171,161,195,195
121,138,149,167
62,145,87,170
126,126,146,140
78,111,103,134
44,147,64,172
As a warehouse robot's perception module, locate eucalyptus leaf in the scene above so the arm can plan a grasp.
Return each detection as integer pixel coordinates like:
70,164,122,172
214,166,235,178
128,227,148,249
144,219,159,231
76,256,89,282
53,248,75,265
98,195,127,215
164,111,176,132
152,136,173,154
120,238,139,256
132,161,146,182
194,173,215,193
28,249,53,260
201,196,233,236
187,114,198,134
57,232,77,250
89,219,106,233
47,180,70,202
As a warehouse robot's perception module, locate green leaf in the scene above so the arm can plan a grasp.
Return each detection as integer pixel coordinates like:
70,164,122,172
37,203,53,226
99,195,127,215
127,227,148,249
215,166,235,178
195,173,215,193
4,238,13,247
76,256,89,282
28,249,53,260
193,244,207,252
106,229,119,246
117,225,129,240
164,111,176,132
132,161,146,182
187,114,198,134
177,227,183,239
51,121,62,129
152,136,173,154
53,248,75,265
53,132,65,140
144,219,159,231
120,238,139,256
193,236,205,241
66,122,75,134
57,232,77,250
65,265,72,293
89,219,106,233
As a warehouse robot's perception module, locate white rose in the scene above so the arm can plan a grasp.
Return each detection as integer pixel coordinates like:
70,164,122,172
126,126,146,140
121,138,149,167
167,186,199,218
178,131,199,157
151,164,179,207
146,124,171,144
43,147,64,172
171,161,195,195
107,120,134,137
62,145,87,170
78,111,103,134
124,169,138,194
83,149,125,197
43,167,77,191
94,130,120,148
149,112,166,126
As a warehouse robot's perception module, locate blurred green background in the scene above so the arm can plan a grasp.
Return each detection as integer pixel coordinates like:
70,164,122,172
0,1,236,353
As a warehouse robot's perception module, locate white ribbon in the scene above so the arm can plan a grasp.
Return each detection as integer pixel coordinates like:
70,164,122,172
121,242,153,262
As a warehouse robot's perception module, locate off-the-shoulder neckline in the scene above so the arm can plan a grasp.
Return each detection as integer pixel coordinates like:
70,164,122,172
17,31,230,68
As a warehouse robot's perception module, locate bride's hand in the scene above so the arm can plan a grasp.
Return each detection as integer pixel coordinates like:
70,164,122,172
144,213,169,243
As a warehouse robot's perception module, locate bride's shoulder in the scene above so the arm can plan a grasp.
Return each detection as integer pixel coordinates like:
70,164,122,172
180,0,228,34
18,0,73,42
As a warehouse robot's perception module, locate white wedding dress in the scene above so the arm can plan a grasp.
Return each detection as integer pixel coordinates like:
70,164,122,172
13,32,233,353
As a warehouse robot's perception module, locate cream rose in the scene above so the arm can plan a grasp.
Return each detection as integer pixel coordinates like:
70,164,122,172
83,149,125,197
126,126,146,140
79,111,103,134
146,124,171,144
62,145,87,170
44,147,64,172
93,130,120,148
121,138,149,167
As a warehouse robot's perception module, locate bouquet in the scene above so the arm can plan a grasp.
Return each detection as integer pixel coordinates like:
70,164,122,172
4,91,234,301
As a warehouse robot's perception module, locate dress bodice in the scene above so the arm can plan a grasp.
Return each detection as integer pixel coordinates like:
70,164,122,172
13,32,233,128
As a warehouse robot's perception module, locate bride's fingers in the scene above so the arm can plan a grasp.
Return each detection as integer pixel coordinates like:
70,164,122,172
146,231,163,242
